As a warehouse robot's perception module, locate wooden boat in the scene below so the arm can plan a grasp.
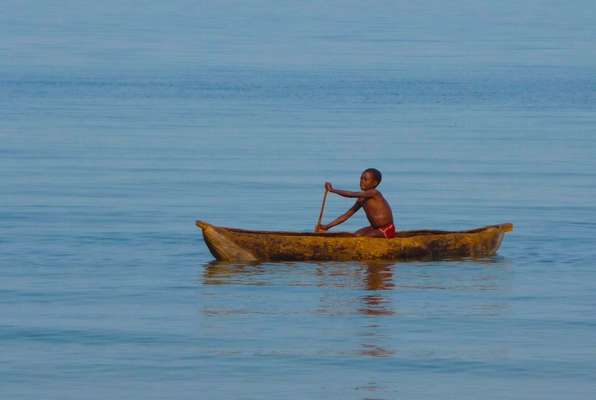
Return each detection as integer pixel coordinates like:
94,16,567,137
196,220,513,262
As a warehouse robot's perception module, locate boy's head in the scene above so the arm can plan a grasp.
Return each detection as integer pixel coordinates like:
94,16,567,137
360,168,382,190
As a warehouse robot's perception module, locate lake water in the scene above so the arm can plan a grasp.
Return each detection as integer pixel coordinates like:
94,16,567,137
2,1,596,399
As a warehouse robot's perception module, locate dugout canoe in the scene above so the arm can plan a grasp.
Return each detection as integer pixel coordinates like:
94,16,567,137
196,221,513,262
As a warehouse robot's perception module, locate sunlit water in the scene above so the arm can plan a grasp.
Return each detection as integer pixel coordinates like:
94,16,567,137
2,1,596,399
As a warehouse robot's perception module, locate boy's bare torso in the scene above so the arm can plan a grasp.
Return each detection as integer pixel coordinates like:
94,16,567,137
359,190,393,228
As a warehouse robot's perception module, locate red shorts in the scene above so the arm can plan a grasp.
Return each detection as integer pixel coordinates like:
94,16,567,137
377,223,396,239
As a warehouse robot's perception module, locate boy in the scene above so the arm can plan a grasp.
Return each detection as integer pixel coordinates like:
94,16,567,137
316,168,396,238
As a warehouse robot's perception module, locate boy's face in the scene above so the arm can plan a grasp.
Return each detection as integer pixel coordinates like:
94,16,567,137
360,171,377,190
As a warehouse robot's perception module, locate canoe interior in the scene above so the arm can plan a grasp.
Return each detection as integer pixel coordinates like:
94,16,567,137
215,223,513,238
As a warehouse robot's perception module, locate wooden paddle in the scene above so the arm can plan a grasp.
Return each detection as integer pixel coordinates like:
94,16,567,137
315,188,329,232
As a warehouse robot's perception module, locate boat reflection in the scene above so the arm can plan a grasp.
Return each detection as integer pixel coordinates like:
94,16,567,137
203,259,395,293
202,259,398,358
202,260,265,284
200,258,509,399
359,261,396,318
357,261,397,358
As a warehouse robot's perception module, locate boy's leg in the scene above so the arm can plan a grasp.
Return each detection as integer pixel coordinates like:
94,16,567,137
355,226,384,238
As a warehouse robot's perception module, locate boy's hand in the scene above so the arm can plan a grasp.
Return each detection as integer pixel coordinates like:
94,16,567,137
324,182,334,192
316,224,328,232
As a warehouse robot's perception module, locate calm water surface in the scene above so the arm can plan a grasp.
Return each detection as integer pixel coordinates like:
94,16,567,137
2,1,596,399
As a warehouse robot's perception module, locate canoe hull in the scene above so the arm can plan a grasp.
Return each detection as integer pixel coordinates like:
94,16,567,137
196,221,513,262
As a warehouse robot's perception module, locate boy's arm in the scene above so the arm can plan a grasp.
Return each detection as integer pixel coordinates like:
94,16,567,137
318,200,362,231
325,182,376,199
332,188,376,198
